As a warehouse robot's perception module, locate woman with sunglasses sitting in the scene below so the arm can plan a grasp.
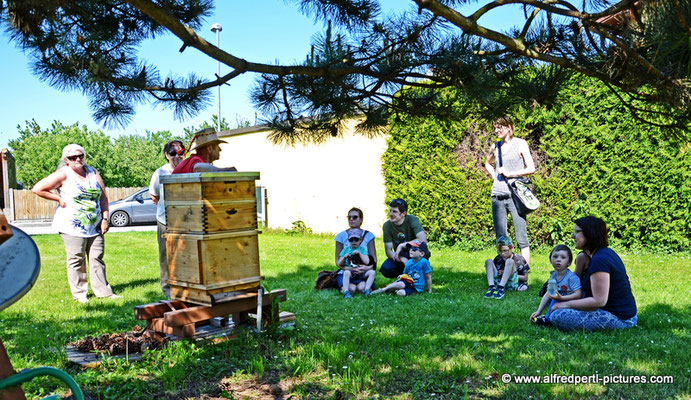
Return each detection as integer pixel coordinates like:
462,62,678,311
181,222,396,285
149,140,185,299
334,208,377,296
32,144,120,304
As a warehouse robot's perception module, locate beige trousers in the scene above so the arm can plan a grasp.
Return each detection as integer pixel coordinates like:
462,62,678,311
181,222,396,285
59,233,114,299
157,221,171,298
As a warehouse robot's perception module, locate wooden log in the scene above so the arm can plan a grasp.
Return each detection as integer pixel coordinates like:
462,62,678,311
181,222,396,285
231,311,249,325
147,317,196,339
142,329,166,344
0,214,12,247
147,318,177,336
134,300,188,320
168,277,263,291
209,285,262,304
168,281,262,307
164,289,286,327
278,312,296,322
0,339,26,400
172,324,197,338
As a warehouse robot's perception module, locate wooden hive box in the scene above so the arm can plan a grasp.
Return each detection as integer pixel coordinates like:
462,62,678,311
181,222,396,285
161,172,263,306
161,172,260,234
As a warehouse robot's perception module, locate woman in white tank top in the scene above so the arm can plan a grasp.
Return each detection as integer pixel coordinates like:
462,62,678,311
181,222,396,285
484,116,536,289
32,144,119,303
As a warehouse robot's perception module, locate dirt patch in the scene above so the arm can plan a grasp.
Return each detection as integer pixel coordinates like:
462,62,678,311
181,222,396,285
216,378,285,399
204,371,298,400
453,122,489,174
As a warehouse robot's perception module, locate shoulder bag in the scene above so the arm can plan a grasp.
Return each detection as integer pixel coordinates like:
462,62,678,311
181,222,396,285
496,141,540,215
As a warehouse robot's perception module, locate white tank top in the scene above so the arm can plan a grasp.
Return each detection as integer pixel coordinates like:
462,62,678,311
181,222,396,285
491,138,528,196
52,166,103,237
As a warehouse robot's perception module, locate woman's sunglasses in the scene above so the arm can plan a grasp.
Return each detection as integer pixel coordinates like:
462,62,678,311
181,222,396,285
66,154,84,161
167,149,186,157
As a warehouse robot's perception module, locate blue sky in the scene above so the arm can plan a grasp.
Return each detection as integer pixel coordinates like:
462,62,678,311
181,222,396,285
0,1,521,150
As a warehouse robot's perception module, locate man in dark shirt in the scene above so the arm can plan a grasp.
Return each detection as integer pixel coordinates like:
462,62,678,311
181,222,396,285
379,198,430,278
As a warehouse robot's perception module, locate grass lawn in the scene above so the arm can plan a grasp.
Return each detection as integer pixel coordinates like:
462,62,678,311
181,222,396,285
1,230,689,399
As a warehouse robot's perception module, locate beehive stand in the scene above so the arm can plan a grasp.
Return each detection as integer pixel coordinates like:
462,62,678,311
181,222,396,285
134,289,289,339
138,172,291,339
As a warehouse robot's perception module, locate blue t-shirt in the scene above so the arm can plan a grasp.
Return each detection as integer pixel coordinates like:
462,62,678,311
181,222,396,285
402,258,432,292
582,248,637,319
549,269,581,296
338,246,368,273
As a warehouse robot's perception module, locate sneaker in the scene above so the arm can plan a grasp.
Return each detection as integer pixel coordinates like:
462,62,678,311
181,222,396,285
105,294,122,299
538,280,549,297
484,286,496,298
493,286,505,299
517,282,529,292
343,291,352,299
362,289,371,297
533,316,552,327
75,296,89,304
370,289,384,295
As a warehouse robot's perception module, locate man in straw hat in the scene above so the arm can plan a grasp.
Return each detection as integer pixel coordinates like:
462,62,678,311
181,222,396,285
173,128,238,174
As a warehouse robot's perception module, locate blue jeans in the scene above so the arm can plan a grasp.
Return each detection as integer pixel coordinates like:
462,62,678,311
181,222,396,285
491,195,529,249
380,258,405,279
549,308,638,331
337,271,368,288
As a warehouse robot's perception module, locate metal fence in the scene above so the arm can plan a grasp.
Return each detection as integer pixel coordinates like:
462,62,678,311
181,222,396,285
9,188,142,221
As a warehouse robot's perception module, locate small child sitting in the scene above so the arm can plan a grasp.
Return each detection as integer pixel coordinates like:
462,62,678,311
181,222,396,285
484,236,529,299
337,228,375,298
371,241,432,296
530,245,583,326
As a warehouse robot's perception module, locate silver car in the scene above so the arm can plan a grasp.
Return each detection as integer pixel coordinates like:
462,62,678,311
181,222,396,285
108,188,157,227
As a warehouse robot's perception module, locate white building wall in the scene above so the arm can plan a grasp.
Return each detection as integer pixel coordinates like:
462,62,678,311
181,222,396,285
216,123,388,236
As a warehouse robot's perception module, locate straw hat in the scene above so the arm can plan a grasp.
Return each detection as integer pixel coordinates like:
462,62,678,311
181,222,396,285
189,127,227,152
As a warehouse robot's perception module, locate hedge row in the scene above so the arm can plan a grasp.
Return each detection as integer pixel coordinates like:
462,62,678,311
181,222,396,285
382,76,691,251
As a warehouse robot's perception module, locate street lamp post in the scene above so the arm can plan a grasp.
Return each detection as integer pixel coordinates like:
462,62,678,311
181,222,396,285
210,23,222,132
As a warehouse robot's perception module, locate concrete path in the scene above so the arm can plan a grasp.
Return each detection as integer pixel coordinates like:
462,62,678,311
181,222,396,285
10,221,156,236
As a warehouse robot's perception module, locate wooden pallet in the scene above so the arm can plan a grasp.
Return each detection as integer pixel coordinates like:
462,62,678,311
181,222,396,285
66,311,295,368
134,289,288,339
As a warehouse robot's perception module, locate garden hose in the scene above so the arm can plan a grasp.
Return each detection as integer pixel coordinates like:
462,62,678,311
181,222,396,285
0,366,84,400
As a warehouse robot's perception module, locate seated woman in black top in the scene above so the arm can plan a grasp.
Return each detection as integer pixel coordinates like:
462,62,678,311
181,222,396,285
549,216,637,331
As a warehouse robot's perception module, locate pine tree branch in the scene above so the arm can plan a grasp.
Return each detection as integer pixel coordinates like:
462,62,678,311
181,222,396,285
143,69,244,95
123,0,385,79
414,0,611,80
518,5,542,41
671,0,691,35
589,23,676,85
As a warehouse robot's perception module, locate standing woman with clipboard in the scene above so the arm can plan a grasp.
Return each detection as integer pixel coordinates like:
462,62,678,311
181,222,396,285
484,116,536,281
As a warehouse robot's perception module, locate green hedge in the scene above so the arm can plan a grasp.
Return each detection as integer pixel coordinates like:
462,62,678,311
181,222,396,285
383,77,691,251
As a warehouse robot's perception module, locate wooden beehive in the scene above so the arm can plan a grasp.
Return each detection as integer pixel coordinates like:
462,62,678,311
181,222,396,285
163,172,259,234
160,172,262,306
